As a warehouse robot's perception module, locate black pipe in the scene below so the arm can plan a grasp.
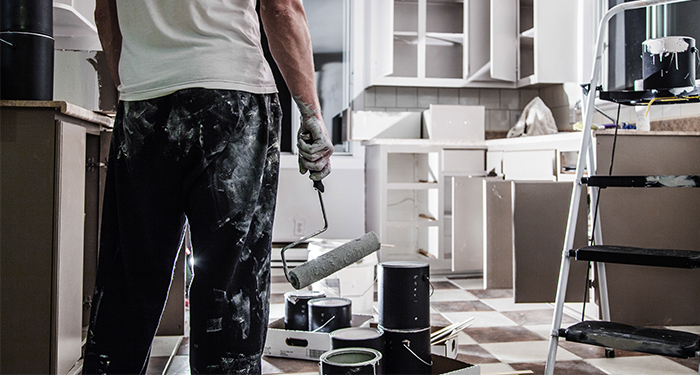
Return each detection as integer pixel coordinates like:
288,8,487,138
1,0,54,100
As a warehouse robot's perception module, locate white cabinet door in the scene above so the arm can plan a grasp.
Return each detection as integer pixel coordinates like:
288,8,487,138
371,0,395,80
490,0,518,82
533,0,579,83
518,0,579,85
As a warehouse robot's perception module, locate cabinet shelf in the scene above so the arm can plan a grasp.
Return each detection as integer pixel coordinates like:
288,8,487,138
387,182,439,190
388,220,440,228
426,32,464,46
520,28,535,40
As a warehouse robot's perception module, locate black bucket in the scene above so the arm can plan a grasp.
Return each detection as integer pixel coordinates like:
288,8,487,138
378,261,430,330
284,290,326,331
1,0,53,35
642,36,697,90
319,347,382,375
380,326,432,375
0,31,54,100
0,0,54,101
330,326,384,353
308,297,352,333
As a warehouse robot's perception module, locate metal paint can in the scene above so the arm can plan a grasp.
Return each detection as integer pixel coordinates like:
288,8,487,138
319,347,382,375
642,36,697,90
378,261,430,330
330,326,385,353
308,297,352,333
380,326,432,375
284,290,326,331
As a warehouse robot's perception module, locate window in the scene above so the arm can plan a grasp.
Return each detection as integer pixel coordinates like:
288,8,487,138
260,0,352,154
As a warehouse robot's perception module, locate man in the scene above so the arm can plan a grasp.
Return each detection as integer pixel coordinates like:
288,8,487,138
85,0,333,373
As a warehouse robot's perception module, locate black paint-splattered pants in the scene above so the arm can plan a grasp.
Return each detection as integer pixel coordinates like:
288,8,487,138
83,89,281,374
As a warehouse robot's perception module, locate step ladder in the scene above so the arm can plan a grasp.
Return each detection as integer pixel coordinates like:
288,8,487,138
544,1,700,374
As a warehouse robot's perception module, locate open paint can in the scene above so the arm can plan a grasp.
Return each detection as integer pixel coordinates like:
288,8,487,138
319,347,382,375
378,261,431,330
330,326,384,352
380,326,432,375
642,36,697,90
284,290,326,331
308,297,352,333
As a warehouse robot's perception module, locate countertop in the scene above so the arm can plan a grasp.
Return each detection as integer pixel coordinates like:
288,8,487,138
1,100,113,128
361,138,487,148
594,129,700,137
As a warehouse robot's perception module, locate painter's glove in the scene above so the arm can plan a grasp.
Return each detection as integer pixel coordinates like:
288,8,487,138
297,115,333,181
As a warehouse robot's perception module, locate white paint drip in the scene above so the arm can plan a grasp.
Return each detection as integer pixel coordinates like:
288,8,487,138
643,37,690,55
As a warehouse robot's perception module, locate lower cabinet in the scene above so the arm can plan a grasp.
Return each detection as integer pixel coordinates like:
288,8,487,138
364,139,486,273
0,102,110,374
451,178,588,301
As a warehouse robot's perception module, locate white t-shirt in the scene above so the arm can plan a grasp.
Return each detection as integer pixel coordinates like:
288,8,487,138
116,0,277,101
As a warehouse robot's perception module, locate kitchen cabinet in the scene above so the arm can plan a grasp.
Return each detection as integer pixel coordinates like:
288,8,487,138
357,0,578,89
53,1,101,51
0,101,111,374
517,0,579,86
450,178,589,298
486,132,584,181
595,131,700,325
364,139,486,272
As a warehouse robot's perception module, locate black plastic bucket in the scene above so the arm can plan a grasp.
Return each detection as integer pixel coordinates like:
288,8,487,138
380,326,432,375
642,36,697,90
319,347,382,375
308,297,352,333
378,261,430,330
284,290,326,331
330,326,384,353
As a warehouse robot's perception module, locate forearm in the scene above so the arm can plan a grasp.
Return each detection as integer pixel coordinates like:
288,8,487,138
259,0,321,122
94,0,122,87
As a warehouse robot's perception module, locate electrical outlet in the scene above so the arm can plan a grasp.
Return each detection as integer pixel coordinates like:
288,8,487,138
293,219,305,236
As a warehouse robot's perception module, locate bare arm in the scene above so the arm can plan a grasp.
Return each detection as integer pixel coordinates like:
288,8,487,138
94,0,122,87
260,0,333,181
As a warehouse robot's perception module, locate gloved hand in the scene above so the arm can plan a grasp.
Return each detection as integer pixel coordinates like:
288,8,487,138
297,115,333,181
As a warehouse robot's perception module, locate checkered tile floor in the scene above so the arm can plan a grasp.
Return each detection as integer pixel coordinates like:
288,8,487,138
147,269,699,375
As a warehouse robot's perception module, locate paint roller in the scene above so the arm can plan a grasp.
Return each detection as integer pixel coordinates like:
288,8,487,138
281,180,381,290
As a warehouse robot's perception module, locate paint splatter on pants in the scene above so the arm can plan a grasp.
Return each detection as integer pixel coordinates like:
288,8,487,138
83,89,281,374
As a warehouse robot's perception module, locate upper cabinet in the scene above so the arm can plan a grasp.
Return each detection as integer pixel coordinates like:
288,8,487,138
53,1,101,50
517,0,580,87
353,0,579,89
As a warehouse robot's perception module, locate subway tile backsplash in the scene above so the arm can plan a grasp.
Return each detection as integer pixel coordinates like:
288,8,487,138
361,84,574,134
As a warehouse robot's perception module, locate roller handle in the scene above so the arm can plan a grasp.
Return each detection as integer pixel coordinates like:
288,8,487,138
314,180,324,193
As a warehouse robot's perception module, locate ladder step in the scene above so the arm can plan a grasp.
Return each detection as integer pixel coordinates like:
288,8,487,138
570,245,700,269
581,175,700,188
559,321,700,358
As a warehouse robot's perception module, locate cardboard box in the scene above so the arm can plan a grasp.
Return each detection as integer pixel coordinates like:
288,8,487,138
367,323,460,359
422,104,485,142
264,315,374,361
265,317,465,365
430,326,459,359
432,354,480,375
